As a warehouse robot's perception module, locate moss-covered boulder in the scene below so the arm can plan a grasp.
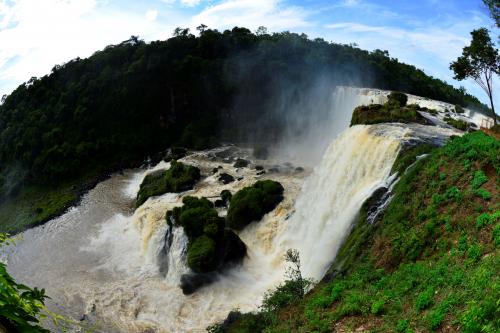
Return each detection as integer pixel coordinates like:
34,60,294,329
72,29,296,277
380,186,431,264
136,161,200,207
227,180,284,230
187,235,217,272
387,91,408,107
166,196,247,277
350,100,429,126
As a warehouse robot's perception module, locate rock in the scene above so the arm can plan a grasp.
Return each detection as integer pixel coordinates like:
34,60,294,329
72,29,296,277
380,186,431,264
256,170,266,175
180,272,217,295
218,173,235,184
295,167,304,172
255,165,264,171
214,199,225,208
171,147,187,160
268,167,279,173
220,230,247,264
220,190,232,205
227,180,284,230
233,158,250,168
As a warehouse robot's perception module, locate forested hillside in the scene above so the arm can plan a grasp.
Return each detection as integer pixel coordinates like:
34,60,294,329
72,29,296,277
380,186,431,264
0,27,489,232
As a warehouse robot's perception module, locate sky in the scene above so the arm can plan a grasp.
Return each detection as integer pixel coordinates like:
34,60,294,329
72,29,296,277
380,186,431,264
0,0,498,108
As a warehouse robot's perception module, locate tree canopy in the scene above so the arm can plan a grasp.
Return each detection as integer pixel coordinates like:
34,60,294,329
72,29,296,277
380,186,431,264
450,28,499,125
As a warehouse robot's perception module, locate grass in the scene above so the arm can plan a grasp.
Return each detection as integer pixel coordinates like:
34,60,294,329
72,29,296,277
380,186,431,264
218,131,499,333
0,170,107,234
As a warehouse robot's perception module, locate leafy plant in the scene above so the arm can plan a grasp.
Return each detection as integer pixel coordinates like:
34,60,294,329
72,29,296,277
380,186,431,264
0,233,49,332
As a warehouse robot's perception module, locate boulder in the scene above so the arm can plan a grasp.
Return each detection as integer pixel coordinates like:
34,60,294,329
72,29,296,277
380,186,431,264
218,173,235,184
233,158,250,168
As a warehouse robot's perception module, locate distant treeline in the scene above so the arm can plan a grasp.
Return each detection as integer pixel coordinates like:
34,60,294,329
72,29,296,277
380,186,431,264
0,26,489,193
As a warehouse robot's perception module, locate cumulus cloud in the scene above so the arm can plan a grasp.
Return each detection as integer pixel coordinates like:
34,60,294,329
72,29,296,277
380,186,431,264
191,0,310,31
0,0,184,96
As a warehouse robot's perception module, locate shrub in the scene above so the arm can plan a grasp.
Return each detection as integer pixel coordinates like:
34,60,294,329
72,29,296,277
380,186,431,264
187,235,217,273
136,161,200,207
227,180,284,230
444,116,468,130
388,91,408,107
0,234,49,332
466,243,482,262
471,170,488,189
415,287,434,311
396,319,409,332
474,188,491,200
371,299,385,315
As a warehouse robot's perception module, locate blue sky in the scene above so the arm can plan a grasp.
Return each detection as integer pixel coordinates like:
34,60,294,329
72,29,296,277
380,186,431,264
0,0,498,108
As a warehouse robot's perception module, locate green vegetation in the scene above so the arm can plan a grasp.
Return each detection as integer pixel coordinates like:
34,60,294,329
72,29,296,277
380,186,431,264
0,27,490,232
136,161,200,207
351,92,429,126
227,180,284,230
455,104,465,114
388,91,408,107
167,196,245,274
0,234,49,332
450,28,498,126
217,131,499,332
444,116,469,131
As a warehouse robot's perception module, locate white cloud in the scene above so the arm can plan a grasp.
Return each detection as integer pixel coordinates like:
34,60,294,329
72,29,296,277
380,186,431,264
191,0,310,31
0,0,185,96
146,9,158,22
181,0,202,7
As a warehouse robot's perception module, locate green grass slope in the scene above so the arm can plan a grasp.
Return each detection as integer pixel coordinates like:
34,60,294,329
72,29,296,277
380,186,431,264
217,131,499,333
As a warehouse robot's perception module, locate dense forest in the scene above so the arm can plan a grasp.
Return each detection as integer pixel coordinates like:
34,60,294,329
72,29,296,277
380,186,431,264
0,26,489,204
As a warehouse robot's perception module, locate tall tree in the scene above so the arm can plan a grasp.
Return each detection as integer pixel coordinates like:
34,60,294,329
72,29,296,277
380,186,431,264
450,28,499,125
483,0,499,28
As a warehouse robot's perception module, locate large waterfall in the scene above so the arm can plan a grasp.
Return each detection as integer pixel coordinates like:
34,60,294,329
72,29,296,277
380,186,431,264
2,88,458,332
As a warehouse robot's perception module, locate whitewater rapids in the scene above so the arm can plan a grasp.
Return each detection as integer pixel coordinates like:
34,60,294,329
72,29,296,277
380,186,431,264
2,88,466,332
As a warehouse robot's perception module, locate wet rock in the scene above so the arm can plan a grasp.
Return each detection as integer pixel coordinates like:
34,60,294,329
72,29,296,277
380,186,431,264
218,173,235,184
233,158,249,168
220,230,247,264
171,147,187,160
220,190,232,205
180,272,217,295
295,167,304,172
214,199,225,208
268,167,280,173
255,165,264,171
256,170,266,175
237,177,243,181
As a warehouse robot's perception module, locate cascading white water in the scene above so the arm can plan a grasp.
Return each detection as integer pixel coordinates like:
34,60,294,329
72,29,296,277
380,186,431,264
277,125,404,280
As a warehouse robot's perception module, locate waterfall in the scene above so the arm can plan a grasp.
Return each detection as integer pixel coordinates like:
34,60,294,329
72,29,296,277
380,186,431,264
6,88,457,332
277,125,404,280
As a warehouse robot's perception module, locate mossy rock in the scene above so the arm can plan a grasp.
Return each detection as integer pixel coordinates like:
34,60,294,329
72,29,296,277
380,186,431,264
166,195,247,275
136,161,200,207
350,100,429,126
388,91,408,107
227,180,284,230
187,235,217,272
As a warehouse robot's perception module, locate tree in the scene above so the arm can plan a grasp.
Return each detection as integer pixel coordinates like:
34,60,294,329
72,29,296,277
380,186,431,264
483,0,499,28
450,28,499,125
